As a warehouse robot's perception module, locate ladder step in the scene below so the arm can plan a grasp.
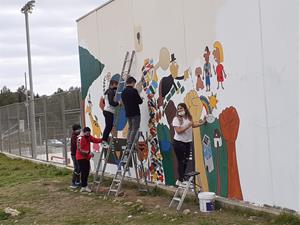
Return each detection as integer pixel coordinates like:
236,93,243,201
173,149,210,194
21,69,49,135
109,189,118,192
172,197,182,202
113,179,121,183
94,181,100,184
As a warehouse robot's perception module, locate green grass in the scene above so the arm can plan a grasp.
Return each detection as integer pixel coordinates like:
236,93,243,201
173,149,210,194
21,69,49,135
0,153,299,225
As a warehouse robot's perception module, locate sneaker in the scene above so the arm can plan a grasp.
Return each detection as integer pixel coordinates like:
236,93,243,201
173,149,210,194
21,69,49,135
175,180,182,186
75,181,81,187
70,184,78,189
80,186,92,193
102,141,109,149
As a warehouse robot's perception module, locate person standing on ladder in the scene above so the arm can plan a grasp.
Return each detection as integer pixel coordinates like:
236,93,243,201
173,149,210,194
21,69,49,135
121,77,143,150
172,103,205,186
102,79,119,148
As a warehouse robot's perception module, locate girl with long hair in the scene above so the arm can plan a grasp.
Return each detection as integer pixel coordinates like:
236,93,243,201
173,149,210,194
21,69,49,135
172,103,205,185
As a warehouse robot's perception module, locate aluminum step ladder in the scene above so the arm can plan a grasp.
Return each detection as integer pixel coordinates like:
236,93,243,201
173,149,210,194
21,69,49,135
92,137,116,192
114,50,135,102
92,51,135,192
107,131,148,197
169,171,201,211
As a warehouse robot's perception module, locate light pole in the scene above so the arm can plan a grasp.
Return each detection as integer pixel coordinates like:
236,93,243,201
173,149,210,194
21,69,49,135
21,0,37,158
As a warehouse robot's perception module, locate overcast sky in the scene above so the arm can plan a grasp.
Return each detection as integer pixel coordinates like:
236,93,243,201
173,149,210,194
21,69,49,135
0,0,106,95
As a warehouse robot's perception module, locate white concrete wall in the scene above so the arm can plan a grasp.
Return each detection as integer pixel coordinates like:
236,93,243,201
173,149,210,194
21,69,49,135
77,0,299,212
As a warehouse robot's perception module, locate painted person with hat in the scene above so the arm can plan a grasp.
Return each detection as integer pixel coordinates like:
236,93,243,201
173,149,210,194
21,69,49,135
76,127,102,192
157,53,189,140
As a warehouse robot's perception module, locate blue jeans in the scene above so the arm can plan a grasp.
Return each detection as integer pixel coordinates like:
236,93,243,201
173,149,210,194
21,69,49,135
127,115,141,150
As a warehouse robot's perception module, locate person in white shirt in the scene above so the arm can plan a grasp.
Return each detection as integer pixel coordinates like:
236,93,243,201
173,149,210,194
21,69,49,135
172,103,205,185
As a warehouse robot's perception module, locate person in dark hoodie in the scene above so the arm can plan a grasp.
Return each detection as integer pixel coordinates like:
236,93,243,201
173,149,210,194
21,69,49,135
121,77,143,150
102,79,119,148
76,127,102,192
70,124,81,189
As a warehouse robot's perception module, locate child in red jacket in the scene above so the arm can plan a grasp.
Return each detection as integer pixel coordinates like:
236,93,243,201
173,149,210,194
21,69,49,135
76,127,102,192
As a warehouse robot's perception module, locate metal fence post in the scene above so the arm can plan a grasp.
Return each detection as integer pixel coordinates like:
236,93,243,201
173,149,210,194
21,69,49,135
17,103,21,156
0,115,1,152
60,94,68,166
7,106,11,153
43,97,49,162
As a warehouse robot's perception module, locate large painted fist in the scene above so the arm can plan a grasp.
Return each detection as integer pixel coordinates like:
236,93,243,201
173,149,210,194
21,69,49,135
184,90,203,122
219,106,239,142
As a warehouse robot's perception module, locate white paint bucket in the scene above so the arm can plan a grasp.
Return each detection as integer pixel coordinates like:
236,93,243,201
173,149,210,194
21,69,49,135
198,192,216,212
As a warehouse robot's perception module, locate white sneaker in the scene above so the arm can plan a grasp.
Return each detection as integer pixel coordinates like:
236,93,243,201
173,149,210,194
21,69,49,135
175,180,182,186
80,186,92,193
69,184,78,189
102,141,109,148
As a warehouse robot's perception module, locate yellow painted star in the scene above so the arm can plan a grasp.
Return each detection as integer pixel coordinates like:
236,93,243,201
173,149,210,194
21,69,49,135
208,92,218,110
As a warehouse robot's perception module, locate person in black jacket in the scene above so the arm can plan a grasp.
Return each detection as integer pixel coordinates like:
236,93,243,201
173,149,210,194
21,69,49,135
102,79,119,148
121,77,143,150
70,124,81,188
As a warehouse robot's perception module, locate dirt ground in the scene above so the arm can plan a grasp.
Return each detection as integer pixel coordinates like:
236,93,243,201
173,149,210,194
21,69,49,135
0,154,299,225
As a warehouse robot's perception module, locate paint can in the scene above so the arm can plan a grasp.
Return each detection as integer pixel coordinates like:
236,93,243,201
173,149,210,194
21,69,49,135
198,192,216,212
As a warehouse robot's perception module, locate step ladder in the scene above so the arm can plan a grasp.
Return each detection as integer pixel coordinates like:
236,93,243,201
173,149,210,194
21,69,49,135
92,51,135,192
92,137,116,192
114,50,135,102
107,131,148,197
169,171,201,211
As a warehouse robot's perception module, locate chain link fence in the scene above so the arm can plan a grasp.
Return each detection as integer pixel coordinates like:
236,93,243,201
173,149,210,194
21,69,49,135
0,90,82,166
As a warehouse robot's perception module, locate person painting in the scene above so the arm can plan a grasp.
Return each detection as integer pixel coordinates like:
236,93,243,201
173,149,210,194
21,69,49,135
172,103,205,185
70,124,81,189
213,41,227,89
102,79,119,148
76,127,102,192
121,76,143,150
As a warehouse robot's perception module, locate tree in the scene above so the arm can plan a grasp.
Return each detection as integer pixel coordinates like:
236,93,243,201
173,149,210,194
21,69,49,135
54,88,64,94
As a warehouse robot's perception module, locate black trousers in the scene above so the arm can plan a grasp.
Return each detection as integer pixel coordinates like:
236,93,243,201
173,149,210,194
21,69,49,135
71,155,80,184
103,110,114,142
77,159,90,187
173,140,191,182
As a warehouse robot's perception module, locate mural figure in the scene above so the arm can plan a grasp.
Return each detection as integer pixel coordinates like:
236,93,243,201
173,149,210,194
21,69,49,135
141,58,165,183
200,94,228,196
219,107,243,200
203,46,212,92
213,41,227,90
85,94,102,152
195,67,204,91
213,128,222,195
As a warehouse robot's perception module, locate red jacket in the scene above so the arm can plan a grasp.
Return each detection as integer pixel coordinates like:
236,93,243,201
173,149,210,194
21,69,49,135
76,134,102,160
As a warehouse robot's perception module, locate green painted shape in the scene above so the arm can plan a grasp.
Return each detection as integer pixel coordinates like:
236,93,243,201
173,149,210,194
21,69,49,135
157,123,175,185
200,119,228,197
79,46,105,99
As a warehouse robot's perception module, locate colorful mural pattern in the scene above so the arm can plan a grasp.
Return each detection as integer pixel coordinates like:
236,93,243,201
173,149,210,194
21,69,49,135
80,41,243,200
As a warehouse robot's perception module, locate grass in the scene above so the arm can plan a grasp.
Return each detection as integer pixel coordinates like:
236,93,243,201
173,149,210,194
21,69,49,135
0,153,299,225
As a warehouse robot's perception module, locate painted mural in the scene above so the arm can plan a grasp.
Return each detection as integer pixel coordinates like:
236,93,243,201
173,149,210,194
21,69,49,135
79,39,243,200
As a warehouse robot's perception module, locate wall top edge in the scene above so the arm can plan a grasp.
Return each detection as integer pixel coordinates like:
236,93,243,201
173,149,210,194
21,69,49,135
76,0,115,23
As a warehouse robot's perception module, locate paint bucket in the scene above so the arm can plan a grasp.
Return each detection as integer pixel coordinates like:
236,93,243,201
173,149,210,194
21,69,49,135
198,192,216,212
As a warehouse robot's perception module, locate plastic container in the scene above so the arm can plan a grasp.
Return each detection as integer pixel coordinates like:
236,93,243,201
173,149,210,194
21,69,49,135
198,192,216,212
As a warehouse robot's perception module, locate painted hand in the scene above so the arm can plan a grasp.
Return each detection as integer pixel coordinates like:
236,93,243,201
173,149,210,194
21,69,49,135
219,107,239,142
184,90,203,122
219,106,243,200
